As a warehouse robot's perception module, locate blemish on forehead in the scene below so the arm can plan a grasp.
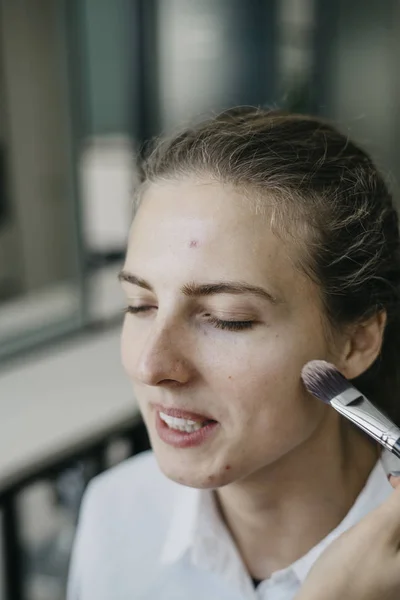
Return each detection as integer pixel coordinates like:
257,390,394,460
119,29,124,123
189,239,199,248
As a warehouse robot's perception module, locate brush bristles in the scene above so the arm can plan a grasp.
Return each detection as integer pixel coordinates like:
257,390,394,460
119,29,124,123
301,360,351,404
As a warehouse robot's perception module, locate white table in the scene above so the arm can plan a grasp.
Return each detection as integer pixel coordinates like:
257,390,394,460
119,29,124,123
0,325,139,493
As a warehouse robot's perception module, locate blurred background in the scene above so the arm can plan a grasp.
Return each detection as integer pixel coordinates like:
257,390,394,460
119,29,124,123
0,0,399,598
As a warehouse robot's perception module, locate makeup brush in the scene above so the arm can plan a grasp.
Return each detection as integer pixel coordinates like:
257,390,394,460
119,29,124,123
301,360,400,459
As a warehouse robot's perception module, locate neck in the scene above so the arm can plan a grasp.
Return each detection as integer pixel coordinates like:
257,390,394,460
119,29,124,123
215,418,379,580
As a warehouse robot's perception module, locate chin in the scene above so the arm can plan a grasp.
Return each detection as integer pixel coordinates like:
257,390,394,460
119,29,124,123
152,445,236,489
158,462,232,489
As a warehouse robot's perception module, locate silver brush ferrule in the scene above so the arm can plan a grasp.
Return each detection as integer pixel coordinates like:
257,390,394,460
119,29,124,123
331,391,400,457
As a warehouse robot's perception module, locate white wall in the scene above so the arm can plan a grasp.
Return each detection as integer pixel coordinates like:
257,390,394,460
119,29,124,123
0,0,75,293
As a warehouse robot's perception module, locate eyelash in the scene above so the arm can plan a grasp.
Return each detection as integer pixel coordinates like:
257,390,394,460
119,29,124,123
124,306,153,315
123,306,255,331
206,315,255,331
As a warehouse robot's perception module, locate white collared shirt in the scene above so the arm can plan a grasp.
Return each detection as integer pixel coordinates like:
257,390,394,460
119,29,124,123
67,450,392,600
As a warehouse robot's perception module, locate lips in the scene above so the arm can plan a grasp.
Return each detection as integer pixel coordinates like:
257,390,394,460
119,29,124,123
152,404,216,424
154,410,219,448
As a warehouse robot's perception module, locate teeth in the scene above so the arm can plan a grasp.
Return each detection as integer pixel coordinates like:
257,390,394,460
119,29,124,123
159,411,204,432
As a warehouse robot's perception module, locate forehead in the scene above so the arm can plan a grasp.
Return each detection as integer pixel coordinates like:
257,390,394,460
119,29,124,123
131,178,274,250
126,179,312,301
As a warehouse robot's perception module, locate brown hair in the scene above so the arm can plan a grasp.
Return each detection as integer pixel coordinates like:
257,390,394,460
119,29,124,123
137,106,400,424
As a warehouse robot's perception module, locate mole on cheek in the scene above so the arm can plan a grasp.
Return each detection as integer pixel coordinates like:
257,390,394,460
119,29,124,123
225,465,231,470
189,239,199,248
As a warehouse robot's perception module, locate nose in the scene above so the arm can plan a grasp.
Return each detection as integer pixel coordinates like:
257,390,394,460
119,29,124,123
124,319,193,387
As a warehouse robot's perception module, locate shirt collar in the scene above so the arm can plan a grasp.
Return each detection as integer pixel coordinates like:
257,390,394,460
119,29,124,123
161,484,240,566
160,483,201,565
161,483,254,595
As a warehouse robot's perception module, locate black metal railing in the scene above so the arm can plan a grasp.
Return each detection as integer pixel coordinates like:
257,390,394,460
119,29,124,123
0,417,151,600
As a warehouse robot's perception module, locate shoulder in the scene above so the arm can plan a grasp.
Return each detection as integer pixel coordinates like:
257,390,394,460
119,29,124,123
80,451,182,530
82,450,179,521
68,452,183,598
71,451,181,570
87,449,163,497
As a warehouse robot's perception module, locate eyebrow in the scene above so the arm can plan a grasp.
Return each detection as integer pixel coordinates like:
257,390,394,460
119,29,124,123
118,270,280,304
118,271,153,291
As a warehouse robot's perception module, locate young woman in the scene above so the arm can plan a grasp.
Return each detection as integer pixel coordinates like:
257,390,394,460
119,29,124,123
68,107,400,600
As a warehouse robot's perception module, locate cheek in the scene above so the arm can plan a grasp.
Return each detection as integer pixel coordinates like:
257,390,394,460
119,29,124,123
206,331,325,421
206,333,295,387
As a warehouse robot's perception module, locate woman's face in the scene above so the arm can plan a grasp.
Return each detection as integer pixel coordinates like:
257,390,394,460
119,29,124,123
121,178,337,489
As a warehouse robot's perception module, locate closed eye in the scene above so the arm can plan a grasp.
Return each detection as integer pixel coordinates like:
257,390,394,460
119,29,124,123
124,305,156,314
206,315,255,331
